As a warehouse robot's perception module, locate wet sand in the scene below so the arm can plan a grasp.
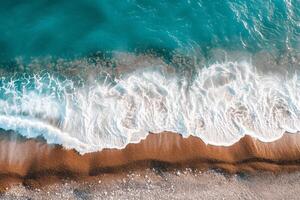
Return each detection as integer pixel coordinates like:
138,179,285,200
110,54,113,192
0,131,300,191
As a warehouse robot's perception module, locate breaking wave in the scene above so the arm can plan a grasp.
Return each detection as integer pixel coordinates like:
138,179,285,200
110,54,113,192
0,53,299,154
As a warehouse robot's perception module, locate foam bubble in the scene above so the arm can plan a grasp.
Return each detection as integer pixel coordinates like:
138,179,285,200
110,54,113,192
0,60,299,154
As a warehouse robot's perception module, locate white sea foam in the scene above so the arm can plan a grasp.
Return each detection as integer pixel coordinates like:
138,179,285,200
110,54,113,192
0,60,299,154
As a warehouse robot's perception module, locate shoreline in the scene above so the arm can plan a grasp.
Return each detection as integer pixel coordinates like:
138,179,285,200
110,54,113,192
0,131,300,190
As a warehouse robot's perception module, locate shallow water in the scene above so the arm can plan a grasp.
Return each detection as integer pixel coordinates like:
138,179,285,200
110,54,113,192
0,1,299,153
0,0,299,59
1,54,300,153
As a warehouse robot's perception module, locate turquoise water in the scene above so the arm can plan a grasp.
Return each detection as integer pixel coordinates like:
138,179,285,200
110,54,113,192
0,0,300,153
0,0,299,59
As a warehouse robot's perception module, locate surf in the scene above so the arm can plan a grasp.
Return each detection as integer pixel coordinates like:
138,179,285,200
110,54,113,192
0,53,298,154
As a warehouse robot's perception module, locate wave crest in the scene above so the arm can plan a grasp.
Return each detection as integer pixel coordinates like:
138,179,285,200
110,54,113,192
0,56,299,154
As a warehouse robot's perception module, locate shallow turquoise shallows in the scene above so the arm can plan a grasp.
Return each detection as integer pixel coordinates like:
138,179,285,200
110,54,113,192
0,0,299,59
0,0,300,153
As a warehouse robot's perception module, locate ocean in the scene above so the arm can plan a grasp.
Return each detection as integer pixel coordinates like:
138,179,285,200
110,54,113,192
1,1,300,198
0,0,299,153
0,0,299,58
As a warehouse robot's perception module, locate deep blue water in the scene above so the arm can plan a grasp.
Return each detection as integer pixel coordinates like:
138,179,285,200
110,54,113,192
0,0,299,59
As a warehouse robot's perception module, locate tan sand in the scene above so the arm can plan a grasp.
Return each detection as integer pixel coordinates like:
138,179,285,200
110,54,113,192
0,131,300,190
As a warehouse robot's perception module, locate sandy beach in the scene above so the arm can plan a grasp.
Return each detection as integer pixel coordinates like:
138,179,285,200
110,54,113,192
0,131,299,191
3,169,300,200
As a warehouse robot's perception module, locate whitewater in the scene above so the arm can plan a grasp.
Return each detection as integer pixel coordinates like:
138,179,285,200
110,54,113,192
0,53,298,154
